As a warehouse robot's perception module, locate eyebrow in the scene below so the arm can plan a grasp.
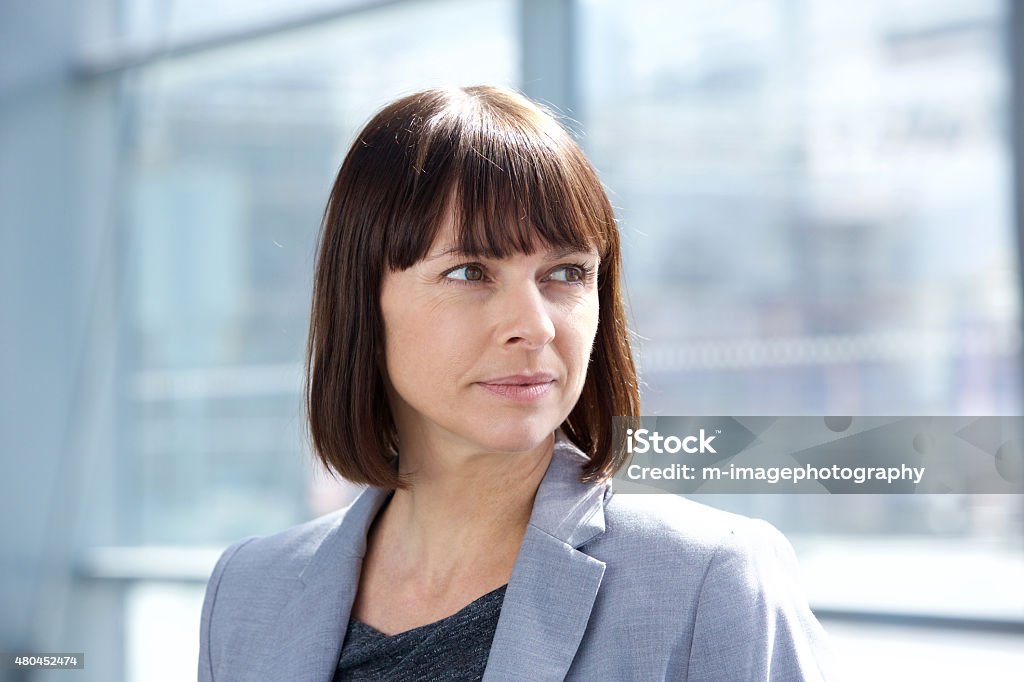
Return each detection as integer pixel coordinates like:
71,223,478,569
425,246,598,262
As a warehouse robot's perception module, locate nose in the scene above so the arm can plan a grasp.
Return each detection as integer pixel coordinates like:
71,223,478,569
496,281,556,350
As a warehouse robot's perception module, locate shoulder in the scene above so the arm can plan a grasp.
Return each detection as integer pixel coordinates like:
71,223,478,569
598,491,789,568
597,492,815,611
198,503,362,680
582,491,801,614
595,493,836,680
200,502,360,636
207,505,352,581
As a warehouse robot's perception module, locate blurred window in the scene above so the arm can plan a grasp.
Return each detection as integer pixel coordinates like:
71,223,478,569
578,0,1022,620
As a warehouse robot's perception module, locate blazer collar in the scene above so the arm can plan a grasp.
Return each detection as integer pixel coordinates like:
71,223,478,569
256,431,612,681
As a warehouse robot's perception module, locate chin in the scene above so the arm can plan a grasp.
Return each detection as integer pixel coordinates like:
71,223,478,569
466,417,558,454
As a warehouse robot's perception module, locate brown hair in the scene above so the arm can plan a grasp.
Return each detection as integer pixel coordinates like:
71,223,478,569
304,85,640,489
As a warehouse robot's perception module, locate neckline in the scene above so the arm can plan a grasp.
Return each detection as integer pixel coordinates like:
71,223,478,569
348,583,509,639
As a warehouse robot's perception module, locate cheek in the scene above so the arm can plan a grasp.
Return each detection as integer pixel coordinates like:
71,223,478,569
383,300,479,393
560,295,601,371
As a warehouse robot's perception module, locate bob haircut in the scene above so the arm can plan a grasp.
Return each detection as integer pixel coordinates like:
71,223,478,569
304,85,640,490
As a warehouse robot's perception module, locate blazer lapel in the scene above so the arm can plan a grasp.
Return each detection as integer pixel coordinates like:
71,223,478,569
483,434,611,681
249,482,392,681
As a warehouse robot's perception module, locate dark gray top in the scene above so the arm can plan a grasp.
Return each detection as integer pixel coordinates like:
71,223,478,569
332,584,508,681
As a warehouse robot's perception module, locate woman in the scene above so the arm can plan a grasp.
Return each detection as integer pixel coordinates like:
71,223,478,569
198,85,837,681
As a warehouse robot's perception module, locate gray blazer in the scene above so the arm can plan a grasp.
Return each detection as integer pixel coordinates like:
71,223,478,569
199,434,838,680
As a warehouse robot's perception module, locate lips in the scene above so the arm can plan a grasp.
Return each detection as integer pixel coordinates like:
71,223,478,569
477,373,556,403
480,373,557,386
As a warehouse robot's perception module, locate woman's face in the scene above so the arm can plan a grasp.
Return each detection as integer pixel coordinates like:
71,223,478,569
380,215,600,457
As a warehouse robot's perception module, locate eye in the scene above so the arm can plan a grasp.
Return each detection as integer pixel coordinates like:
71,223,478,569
444,263,486,283
547,264,591,285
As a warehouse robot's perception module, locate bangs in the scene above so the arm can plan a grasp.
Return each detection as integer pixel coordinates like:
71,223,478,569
380,91,615,270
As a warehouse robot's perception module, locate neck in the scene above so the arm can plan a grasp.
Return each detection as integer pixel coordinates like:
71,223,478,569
371,432,555,591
